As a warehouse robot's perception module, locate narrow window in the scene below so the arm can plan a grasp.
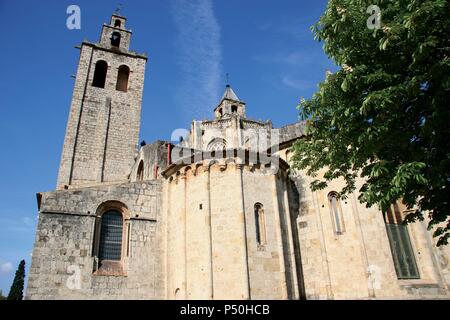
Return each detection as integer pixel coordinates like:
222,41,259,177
136,161,144,181
384,202,420,279
328,192,345,234
254,203,267,246
98,210,123,262
92,60,107,88
114,20,121,28
154,165,159,179
231,105,238,113
219,108,223,117
111,31,121,47
116,65,130,92
285,149,291,162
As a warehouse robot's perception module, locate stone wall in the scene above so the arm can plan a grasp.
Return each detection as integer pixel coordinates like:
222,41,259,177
281,148,450,299
130,141,169,182
29,7,450,299
26,181,164,300
242,167,299,299
163,158,299,300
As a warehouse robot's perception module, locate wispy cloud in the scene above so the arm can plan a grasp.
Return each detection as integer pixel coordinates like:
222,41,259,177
0,213,37,234
171,0,222,120
257,17,314,41
21,216,35,228
279,19,314,40
0,262,13,275
281,75,313,90
253,51,314,67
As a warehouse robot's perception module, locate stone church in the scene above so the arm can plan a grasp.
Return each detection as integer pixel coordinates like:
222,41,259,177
26,13,450,300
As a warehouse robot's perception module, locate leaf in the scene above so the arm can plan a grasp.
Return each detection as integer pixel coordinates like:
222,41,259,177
341,78,348,92
291,0,450,246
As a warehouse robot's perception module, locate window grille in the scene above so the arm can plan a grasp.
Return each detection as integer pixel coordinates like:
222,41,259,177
98,210,123,261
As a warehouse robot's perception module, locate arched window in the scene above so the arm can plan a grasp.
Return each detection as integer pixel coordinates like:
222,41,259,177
98,210,123,262
111,31,121,47
116,65,130,92
207,138,227,151
285,149,291,161
114,20,121,28
137,161,144,181
92,60,108,88
218,108,223,117
328,192,345,234
384,201,420,279
254,203,267,246
92,201,129,275
231,105,238,113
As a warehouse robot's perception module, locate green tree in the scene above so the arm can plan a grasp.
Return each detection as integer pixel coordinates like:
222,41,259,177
292,0,450,245
0,289,6,300
7,260,26,300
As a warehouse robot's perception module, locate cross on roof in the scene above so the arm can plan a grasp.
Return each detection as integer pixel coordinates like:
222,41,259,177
115,3,123,14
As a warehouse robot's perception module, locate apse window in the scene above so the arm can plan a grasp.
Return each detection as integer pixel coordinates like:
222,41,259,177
116,65,130,92
328,192,345,235
254,203,267,246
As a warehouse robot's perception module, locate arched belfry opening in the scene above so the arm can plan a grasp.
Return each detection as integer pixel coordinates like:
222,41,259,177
92,60,108,88
116,65,130,92
111,31,121,47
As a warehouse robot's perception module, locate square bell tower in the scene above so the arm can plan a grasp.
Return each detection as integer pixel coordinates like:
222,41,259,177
56,13,148,189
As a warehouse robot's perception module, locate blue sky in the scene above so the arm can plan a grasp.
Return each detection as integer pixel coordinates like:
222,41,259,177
0,0,336,295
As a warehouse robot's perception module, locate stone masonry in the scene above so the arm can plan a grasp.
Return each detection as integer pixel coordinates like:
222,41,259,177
56,14,147,189
26,13,450,300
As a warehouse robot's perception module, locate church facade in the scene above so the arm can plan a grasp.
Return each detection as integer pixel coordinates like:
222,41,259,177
26,14,450,300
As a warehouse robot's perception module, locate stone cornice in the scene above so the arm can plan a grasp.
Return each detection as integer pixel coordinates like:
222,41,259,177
162,148,289,179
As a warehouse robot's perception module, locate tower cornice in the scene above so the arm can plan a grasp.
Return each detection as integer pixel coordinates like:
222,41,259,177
77,41,148,60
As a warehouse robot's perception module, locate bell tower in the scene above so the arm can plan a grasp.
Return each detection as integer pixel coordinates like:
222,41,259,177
56,13,148,189
214,84,246,119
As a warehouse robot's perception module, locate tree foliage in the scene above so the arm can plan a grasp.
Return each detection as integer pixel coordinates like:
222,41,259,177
7,260,26,300
292,0,450,245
